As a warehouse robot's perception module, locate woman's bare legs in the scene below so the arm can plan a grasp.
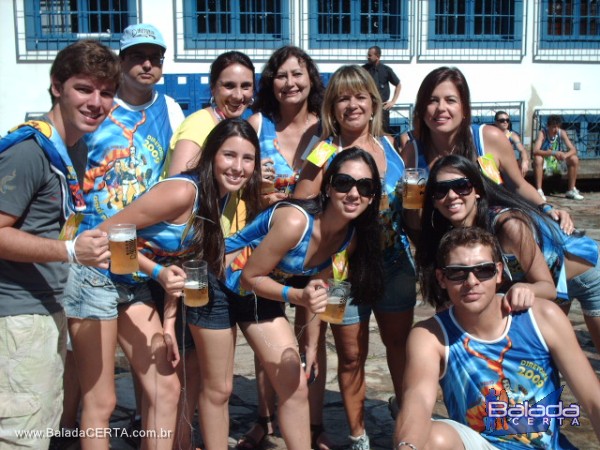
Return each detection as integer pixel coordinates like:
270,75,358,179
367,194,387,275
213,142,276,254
117,303,180,450
68,318,118,450
374,309,414,401
241,317,310,450
331,320,370,437
60,349,81,428
174,351,201,449
189,325,237,450
295,307,332,449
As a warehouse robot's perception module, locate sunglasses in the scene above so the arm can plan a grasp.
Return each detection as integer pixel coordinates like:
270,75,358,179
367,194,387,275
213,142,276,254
330,173,376,197
432,178,474,200
496,118,510,123
442,262,498,282
127,52,165,66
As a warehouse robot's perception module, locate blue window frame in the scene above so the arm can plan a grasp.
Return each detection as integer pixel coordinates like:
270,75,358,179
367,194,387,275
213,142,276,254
24,0,136,51
183,0,290,49
309,0,408,50
427,0,524,49
540,0,600,49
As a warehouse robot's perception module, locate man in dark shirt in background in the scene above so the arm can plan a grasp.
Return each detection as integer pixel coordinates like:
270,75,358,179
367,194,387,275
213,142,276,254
363,45,401,134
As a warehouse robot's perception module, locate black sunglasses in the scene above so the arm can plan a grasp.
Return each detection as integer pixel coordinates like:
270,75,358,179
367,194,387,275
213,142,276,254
330,173,376,197
432,178,474,200
127,51,165,66
443,262,498,282
496,118,510,123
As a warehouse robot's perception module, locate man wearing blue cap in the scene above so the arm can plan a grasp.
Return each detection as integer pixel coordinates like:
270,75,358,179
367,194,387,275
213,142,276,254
61,23,184,450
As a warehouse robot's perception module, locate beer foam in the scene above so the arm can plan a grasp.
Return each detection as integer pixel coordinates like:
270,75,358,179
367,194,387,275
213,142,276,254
185,281,207,289
110,231,135,242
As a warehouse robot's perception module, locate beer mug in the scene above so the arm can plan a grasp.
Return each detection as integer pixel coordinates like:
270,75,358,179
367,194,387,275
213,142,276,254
108,224,139,274
319,279,351,324
402,168,427,209
183,260,209,307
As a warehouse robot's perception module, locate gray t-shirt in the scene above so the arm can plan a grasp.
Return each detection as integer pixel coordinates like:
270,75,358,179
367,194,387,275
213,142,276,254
0,138,67,316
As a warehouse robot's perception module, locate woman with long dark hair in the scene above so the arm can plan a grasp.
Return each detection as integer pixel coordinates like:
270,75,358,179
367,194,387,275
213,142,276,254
416,155,600,354
99,118,263,449
223,147,383,449
239,45,327,449
401,66,573,233
294,65,413,449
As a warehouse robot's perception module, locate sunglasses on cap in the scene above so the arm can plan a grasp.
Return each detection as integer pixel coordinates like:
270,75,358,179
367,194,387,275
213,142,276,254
442,262,498,282
496,118,510,123
330,173,376,197
432,178,474,200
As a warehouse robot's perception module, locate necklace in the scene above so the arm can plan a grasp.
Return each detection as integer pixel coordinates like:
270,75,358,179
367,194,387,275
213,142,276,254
339,134,387,177
212,105,227,122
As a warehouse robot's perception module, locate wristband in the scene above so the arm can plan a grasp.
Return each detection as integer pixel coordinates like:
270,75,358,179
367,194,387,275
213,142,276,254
537,203,553,214
282,285,291,304
151,264,164,280
64,239,79,264
397,443,417,450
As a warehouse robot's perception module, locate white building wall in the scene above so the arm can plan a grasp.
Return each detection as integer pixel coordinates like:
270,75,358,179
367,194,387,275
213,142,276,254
2,0,599,143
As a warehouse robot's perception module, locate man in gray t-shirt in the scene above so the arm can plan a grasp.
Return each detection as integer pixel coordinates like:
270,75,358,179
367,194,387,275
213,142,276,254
0,40,119,449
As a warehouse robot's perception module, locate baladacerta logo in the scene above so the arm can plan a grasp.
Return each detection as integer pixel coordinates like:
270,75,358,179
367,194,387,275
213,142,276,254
484,384,580,436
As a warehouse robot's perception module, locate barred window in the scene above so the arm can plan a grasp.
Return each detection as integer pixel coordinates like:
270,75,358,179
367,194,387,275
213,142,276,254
183,0,289,49
309,0,408,50
428,0,523,49
541,0,599,48
24,0,133,50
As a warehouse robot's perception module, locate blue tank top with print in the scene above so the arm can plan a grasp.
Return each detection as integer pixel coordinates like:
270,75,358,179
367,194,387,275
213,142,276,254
80,94,175,231
224,202,354,295
492,206,598,302
110,173,199,285
258,113,299,194
437,307,575,449
320,135,411,264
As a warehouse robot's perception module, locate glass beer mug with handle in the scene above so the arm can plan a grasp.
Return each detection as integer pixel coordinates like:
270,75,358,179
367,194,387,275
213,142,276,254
108,224,139,274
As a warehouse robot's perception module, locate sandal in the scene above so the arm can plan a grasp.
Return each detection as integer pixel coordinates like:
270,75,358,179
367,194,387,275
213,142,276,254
311,423,334,450
235,414,275,449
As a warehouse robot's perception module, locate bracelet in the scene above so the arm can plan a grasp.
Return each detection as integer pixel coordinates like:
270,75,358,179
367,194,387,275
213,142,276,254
281,285,290,304
151,264,164,280
537,203,554,214
64,238,79,264
397,443,417,450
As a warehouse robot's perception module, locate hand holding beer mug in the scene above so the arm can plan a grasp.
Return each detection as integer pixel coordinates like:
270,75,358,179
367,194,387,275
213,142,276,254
402,168,427,209
108,224,139,274
319,279,351,324
183,260,209,307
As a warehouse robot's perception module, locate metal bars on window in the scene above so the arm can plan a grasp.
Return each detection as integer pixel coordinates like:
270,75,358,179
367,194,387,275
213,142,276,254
309,0,407,50
23,0,133,52
185,0,289,49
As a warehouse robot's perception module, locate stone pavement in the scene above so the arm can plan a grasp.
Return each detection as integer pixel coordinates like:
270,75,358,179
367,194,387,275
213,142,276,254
104,187,600,450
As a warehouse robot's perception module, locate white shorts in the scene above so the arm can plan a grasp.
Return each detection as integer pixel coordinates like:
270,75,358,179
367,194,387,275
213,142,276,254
436,419,500,450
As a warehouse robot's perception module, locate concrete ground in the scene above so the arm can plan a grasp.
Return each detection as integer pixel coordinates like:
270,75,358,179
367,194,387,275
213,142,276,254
98,187,600,449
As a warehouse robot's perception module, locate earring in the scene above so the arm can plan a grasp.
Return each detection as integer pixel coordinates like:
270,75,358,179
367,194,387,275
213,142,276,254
210,96,215,105
248,97,255,106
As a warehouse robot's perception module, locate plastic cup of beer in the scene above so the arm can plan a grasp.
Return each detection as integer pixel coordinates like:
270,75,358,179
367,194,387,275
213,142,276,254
183,260,209,307
319,279,351,324
108,224,139,274
402,168,427,209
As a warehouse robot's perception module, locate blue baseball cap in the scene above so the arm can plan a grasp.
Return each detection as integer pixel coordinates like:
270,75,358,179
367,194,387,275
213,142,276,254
120,23,167,52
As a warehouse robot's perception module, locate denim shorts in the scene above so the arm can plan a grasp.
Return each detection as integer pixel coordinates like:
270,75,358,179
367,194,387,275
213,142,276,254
62,264,153,320
186,272,286,330
568,253,600,316
339,247,417,325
